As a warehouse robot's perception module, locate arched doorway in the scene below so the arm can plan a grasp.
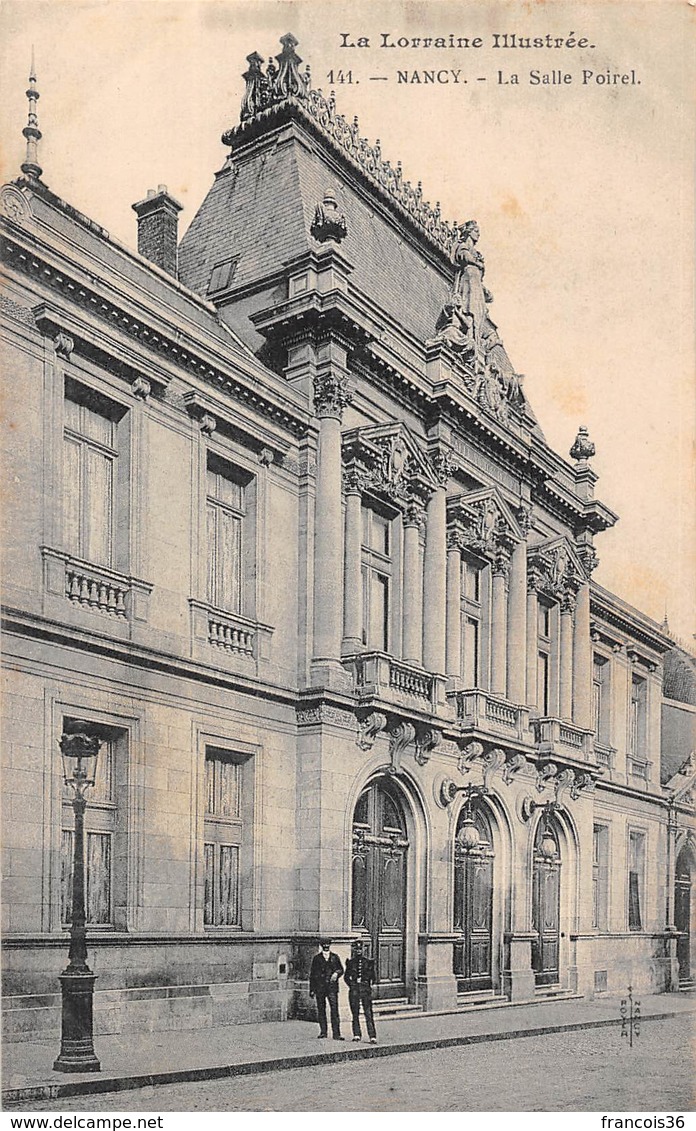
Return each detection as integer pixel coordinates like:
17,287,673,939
351,777,408,1000
453,803,494,993
675,841,695,983
531,816,561,987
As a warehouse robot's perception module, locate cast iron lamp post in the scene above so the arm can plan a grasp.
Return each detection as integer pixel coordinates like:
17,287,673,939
53,731,101,1073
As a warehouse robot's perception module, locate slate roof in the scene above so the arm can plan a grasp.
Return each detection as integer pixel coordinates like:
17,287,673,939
179,120,470,350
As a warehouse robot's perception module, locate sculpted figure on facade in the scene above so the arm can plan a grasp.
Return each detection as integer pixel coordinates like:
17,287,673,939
432,292,477,363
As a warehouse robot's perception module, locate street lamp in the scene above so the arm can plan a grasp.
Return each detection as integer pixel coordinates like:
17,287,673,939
53,730,101,1073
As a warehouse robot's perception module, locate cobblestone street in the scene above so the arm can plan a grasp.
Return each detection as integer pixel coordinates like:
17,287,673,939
19,1016,695,1113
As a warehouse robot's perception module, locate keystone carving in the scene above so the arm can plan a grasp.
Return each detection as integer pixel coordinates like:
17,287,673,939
131,376,151,401
482,747,506,790
388,721,415,776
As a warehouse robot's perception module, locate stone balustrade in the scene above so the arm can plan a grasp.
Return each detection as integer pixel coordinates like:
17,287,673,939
344,651,448,714
453,689,529,742
534,716,595,760
41,547,151,627
65,561,128,617
189,599,274,665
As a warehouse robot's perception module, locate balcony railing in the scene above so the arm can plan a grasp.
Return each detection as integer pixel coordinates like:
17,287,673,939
594,741,616,770
453,689,529,741
533,717,594,760
189,599,273,664
42,547,152,626
344,652,446,713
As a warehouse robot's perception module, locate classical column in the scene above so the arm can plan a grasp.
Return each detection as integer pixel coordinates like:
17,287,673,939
572,581,592,728
526,575,539,710
423,452,451,674
559,592,575,720
445,532,462,679
403,502,424,666
342,470,363,655
490,555,509,696
507,539,527,703
313,372,351,662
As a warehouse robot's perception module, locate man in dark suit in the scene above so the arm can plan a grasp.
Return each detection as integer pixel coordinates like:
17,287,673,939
309,938,344,1040
344,939,377,1042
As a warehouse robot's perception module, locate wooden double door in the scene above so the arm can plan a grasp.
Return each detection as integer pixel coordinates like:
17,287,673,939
675,844,694,982
531,822,561,987
453,807,494,993
351,779,408,1000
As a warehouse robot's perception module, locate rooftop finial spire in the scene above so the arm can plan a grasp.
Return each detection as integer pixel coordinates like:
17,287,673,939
21,47,43,181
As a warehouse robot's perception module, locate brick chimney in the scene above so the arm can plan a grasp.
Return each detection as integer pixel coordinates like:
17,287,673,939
132,185,183,277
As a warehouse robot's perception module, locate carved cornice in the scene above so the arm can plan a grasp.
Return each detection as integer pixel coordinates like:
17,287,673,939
182,389,292,460
1,238,310,439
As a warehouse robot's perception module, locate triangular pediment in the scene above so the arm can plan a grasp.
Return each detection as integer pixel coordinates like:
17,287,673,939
529,535,588,592
447,486,524,543
342,422,439,508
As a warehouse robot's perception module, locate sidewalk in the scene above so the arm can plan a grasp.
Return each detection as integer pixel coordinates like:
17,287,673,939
3,991,695,1106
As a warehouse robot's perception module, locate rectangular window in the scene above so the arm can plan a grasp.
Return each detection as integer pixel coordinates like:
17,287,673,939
538,651,550,716
628,830,645,931
592,824,609,930
63,388,117,567
461,557,485,687
538,601,551,640
630,675,647,758
61,735,117,927
203,748,243,928
463,616,480,687
361,506,393,652
206,459,246,613
593,655,610,744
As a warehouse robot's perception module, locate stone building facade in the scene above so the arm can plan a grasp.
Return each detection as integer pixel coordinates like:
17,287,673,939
2,35,694,1042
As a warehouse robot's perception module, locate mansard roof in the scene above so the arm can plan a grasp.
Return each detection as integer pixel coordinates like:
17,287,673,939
178,36,520,395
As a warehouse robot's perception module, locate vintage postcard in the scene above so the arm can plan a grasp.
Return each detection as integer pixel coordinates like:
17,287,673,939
1,0,694,1117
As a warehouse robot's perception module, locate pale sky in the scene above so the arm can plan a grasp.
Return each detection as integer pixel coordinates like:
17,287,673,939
1,0,694,644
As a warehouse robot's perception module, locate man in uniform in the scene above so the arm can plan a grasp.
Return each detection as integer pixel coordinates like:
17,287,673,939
309,938,344,1040
344,939,377,1043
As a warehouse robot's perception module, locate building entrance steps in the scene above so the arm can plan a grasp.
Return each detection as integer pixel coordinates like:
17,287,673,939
3,991,695,1107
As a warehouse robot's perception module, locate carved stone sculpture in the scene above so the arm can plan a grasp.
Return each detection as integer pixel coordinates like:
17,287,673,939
310,191,348,243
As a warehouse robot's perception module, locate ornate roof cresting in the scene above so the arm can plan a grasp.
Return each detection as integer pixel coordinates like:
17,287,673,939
21,49,43,181
224,34,463,261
